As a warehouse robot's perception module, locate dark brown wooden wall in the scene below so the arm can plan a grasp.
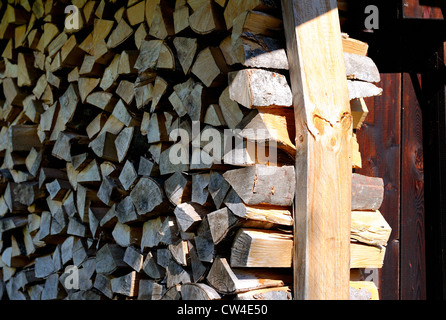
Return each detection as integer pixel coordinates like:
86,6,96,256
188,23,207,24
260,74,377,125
356,72,428,300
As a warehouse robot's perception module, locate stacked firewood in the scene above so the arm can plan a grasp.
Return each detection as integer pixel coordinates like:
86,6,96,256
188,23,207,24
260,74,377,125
0,0,389,300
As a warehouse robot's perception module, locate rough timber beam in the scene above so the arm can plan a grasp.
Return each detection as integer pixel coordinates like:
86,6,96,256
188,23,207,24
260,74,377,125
282,0,353,300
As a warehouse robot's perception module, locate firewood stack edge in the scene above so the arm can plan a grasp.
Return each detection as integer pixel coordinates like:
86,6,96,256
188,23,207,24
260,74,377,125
0,0,390,300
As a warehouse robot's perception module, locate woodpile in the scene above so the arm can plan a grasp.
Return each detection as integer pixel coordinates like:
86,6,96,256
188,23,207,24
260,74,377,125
0,0,388,301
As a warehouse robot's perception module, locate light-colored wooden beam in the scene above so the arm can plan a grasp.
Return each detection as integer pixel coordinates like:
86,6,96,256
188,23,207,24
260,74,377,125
282,0,352,300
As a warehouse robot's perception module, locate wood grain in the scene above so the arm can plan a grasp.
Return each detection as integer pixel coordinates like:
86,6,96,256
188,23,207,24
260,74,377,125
282,0,352,300
356,73,402,300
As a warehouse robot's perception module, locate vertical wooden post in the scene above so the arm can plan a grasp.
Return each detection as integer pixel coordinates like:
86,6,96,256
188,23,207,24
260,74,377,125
281,0,352,300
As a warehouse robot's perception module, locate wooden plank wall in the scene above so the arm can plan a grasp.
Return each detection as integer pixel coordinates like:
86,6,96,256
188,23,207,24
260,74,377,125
356,72,427,299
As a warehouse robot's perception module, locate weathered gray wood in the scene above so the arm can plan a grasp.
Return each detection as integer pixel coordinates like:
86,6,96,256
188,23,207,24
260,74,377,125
164,171,192,206
228,69,292,108
207,257,291,295
96,244,126,275
347,80,383,100
111,272,139,297
174,202,210,233
130,177,169,217
344,52,380,83
223,188,293,226
223,165,295,206
142,251,165,280
123,246,144,272
138,280,166,300
181,283,221,300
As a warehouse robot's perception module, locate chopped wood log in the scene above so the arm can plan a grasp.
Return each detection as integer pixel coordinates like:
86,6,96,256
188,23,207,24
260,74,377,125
191,47,228,87
352,173,384,211
233,34,289,70
352,133,362,169
142,251,166,280
164,171,192,206
173,37,197,75
112,222,142,247
160,284,181,300
223,0,278,30
223,188,293,226
138,279,166,300
223,165,295,206
116,196,142,224
207,207,275,245
237,107,296,155
166,258,192,287
174,202,210,233
228,69,292,108
111,271,139,297
8,124,41,152
350,281,379,300
207,257,291,295
230,228,293,268
351,97,369,130
188,240,208,282
130,177,169,217
232,10,283,43
96,243,126,275
350,242,386,269
344,52,380,83
189,0,225,35
169,240,190,266
348,80,383,100
181,283,221,300
351,210,392,247
235,286,292,300
342,33,369,56
118,160,138,191
149,3,174,40
106,18,133,49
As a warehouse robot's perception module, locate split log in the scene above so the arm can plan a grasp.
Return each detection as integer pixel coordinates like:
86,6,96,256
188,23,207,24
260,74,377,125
237,107,296,155
344,52,380,83
130,177,169,217
235,287,292,300
138,280,166,300
191,47,228,88
96,243,126,275
228,69,292,108
348,80,383,100
189,0,225,35
207,257,291,295
352,173,384,211
173,202,210,233
351,210,392,247
223,0,278,30
223,188,293,226
181,283,221,300
110,271,139,297
230,228,293,268
351,98,369,130
223,165,295,206
232,34,289,70
232,10,283,43
207,207,275,245
350,242,386,269
173,37,197,75
112,222,142,248
164,171,192,206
